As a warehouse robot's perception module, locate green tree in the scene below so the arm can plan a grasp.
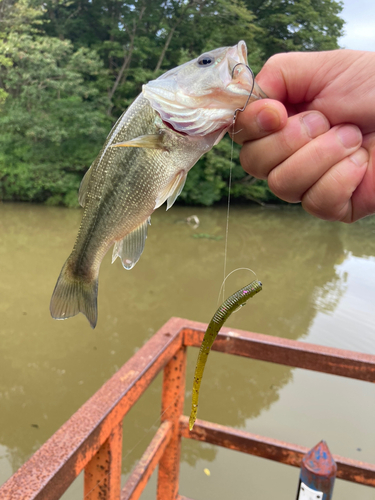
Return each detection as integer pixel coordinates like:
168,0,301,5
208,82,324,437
246,0,344,58
0,0,110,205
38,0,264,117
0,0,346,207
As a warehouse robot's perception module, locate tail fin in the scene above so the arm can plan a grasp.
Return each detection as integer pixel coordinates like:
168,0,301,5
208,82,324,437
50,260,98,329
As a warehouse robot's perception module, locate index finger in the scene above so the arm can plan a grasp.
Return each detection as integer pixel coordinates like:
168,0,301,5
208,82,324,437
231,99,288,145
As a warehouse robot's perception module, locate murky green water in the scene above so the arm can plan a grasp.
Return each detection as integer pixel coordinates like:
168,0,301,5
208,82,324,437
1,202,375,499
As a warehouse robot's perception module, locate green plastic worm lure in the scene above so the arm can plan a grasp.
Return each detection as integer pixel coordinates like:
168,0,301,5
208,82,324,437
189,279,262,431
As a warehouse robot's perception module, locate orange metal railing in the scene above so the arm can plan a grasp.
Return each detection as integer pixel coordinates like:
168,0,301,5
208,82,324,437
1,317,375,500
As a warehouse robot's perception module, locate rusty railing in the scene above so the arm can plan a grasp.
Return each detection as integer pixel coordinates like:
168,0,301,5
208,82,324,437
1,317,375,500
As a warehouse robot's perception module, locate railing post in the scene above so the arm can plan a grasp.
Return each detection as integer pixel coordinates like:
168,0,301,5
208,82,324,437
296,440,337,500
157,346,187,500
84,421,123,500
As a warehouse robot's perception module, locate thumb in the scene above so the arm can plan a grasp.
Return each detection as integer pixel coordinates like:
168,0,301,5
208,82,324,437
255,51,349,104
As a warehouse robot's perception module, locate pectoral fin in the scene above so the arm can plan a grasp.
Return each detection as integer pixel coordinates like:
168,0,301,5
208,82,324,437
112,217,151,270
154,170,187,211
78,165,93,207
110,134,167,151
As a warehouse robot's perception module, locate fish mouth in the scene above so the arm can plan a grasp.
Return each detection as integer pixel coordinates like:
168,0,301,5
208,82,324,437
228,65,268,103
227,41,268,102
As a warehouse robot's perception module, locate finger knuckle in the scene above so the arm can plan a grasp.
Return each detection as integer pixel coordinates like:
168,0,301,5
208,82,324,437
278,130,296,157
265,53,289,71
302,181,350,222
239,145,266,178
302,191,329,219
268,167,296,201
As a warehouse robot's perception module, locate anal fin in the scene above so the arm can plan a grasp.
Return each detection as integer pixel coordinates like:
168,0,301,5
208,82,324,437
154,170,187,211
112,217,151,270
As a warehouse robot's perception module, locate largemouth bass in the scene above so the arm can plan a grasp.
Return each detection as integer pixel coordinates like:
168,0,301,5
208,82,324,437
50,41,265,328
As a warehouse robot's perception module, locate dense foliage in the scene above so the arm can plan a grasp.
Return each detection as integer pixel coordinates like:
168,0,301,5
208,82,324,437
0,0,344,207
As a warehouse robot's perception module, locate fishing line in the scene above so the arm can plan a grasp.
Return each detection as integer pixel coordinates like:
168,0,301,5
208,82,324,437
217,267,257,308
230,127,244,136
83,64,257,500
222,137,233,302
222,64,256,302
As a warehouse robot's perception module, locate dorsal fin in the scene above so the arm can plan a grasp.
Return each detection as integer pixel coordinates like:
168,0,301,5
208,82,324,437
78,166,93,207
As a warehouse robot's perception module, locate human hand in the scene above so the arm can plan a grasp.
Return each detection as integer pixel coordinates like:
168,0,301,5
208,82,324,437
234,50,375,222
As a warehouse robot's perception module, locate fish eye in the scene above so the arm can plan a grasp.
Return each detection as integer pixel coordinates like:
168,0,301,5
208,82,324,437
197,54,215,67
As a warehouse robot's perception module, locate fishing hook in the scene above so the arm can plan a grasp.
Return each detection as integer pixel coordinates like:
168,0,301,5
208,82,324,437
231,63,256,123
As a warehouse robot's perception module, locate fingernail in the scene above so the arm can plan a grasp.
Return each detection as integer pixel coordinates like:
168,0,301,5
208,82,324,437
302,112,328,138
349,148,368,167
256,107,280,131
336,125,362,149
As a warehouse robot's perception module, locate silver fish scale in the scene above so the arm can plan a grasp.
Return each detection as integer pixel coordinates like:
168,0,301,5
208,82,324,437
70,94,215,275
50,41,265,328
